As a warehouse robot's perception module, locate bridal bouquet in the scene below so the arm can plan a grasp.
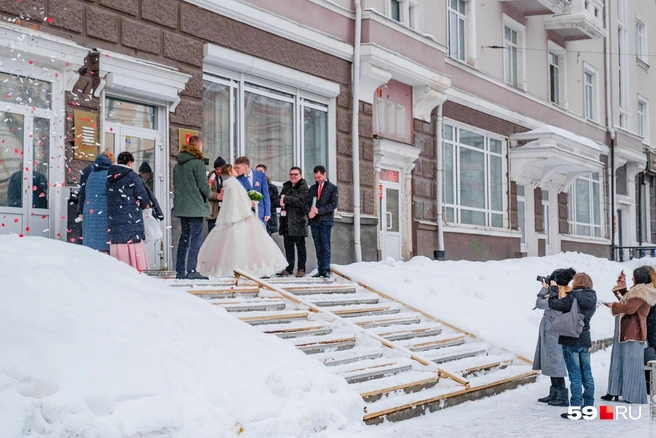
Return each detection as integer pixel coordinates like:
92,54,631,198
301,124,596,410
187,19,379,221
247,190,264,202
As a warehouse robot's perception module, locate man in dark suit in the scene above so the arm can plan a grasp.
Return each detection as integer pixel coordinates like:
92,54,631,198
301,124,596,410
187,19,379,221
234,156,270,226
307,165,338,278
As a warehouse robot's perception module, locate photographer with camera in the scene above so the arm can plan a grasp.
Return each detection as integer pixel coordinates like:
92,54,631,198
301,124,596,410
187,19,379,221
532,269,569,407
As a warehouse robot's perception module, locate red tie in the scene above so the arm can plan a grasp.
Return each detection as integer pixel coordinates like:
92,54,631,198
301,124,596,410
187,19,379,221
317,183,323,200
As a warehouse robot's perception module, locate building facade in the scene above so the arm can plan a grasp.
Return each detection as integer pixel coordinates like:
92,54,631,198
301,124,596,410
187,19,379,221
0,0,653,267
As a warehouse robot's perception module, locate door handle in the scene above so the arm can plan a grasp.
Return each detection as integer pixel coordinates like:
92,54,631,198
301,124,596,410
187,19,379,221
386,211,393,230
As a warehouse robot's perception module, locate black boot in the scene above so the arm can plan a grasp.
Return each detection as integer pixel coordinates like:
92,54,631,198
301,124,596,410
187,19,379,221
548,388,570,407
600,394,618,401
538,386,556,403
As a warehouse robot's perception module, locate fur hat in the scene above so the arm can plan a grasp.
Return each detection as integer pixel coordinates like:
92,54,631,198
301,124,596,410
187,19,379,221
138,162,152,174
550,268,577,286
213,156,226,169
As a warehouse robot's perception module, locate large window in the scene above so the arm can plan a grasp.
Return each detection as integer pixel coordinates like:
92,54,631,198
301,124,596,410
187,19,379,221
203,75,329,183
443,123,506,228
636,18,647,64
390,0,401,22
448,0,466,62
548,43,565,107
638,98,648,139
569,172,602,237
503,19,525,89
584,66,598,121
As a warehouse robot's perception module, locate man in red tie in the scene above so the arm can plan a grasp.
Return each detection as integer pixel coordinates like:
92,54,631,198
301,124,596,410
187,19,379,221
307,165,338,278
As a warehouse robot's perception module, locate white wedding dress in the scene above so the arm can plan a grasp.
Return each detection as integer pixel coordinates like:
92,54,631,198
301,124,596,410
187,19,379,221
196,176,287,277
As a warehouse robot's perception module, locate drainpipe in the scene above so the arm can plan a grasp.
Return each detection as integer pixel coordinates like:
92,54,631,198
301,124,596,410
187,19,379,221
352,0,363,263
435,105,445,260
604,0,616,260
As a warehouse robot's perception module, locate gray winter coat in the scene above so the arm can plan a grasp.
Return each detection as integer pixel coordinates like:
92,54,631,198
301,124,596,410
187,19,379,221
532,287,568,377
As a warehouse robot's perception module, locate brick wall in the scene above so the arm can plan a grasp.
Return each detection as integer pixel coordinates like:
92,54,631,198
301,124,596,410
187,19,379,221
0,0,363,212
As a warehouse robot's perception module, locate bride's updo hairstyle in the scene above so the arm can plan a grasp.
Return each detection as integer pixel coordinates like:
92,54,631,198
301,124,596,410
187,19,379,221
220,164,233,177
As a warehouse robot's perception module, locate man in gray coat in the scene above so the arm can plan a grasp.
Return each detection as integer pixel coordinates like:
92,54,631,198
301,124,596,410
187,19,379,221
173,136,211,280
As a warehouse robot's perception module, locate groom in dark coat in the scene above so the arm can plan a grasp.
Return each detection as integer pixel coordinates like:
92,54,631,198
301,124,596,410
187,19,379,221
234,156,270,226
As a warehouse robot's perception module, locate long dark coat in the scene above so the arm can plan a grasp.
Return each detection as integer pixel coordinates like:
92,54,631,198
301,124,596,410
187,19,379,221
79,154,112,251
279,178,309,237
106,164,150,244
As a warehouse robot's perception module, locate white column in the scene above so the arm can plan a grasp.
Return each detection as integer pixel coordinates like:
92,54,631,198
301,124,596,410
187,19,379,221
526,187,538,257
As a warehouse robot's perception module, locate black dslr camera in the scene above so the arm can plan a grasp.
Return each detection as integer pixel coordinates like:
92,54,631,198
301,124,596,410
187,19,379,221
536,275,551,284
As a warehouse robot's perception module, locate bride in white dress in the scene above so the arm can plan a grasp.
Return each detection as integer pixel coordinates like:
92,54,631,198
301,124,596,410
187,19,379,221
196,164,287,277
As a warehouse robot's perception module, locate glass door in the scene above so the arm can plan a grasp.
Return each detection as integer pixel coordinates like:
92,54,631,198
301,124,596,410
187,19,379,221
380,178,402,261
0,109,54,237
105,124,164,269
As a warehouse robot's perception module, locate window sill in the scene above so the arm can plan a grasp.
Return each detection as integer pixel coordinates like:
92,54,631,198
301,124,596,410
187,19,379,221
442,222,521,239
637,57,650,71
560,234,610,245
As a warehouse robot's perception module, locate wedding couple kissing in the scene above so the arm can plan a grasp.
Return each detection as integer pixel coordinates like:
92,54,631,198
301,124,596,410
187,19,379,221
196,156,288,277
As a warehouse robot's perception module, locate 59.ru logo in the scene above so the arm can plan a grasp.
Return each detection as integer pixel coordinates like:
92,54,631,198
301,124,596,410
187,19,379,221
567,406,642,420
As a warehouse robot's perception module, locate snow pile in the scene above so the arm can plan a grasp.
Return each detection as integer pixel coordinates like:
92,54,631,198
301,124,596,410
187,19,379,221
337,252,655,359
0,236,364,437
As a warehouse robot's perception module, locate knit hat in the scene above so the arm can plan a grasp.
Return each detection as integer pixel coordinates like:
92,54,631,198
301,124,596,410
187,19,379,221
213,156,226,169
550,268,577,286
138,162,152,174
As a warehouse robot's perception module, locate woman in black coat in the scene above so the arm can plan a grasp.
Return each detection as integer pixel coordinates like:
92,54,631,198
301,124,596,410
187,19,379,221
106,151,151,270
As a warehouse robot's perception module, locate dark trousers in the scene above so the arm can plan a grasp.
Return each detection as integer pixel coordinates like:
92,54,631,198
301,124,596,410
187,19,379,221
283,235,306,272
207,218,216,233
311,222,332,275
176,217,204,275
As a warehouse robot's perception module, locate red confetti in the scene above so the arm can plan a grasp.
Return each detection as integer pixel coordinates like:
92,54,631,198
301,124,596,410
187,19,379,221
56,233,61,237
39,192,45,197
32,186,37,191
41,215,46,219
55,73,58,78
18,234,24,238
109,127,113,132
13,218,18,223
1,224,4,227
47,17,53,24
25,227,30,232
6,94,11,99
66,62,69,66
28,60,33,65
89,209,94,214
69,238,75,242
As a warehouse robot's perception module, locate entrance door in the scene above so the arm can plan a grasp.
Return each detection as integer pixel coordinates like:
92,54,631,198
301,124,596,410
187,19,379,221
105,124,164,269
0,108,54,237
380,170,402,260
542,201,551,255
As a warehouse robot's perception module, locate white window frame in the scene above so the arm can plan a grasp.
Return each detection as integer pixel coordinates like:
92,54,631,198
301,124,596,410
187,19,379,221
547,41,566,108
386,0,419,29
442,120,508,229
569,172,603,238
636,16,648,65
638,96,649,139
203,71,333,185
583,63,599,122
618,0,628,115
517,184,527,252
448,0,467,62
503,15,526,91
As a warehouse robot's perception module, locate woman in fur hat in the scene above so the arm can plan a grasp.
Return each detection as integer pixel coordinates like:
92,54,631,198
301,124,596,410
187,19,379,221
532,268,570,406
604,266,656,404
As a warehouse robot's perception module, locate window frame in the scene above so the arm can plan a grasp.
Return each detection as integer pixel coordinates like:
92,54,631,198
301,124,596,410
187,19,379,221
502,15,526,91
569,172,603,238
448,0,467,62
583,63,599,122
203,70,333,185
442,120,508,229
638,96,649,139
636,17,648,64
547,41,567,108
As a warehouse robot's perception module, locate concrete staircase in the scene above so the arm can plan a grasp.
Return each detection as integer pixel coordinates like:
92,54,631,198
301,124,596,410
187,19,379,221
156,269,538,424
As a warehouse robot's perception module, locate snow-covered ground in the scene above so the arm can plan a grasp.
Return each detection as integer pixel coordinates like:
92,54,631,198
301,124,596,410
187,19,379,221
1,236,653,437
0,236,364,437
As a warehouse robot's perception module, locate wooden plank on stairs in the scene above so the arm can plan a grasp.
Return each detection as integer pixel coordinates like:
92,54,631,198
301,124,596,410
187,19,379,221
187,287,260,296
376,326,443,341
353,315,422,328
363,370,539,423
341,361,413,384
356,372,439,401
330,305,400,317
406,335,466,352
293,335,357,354
238,311,308,325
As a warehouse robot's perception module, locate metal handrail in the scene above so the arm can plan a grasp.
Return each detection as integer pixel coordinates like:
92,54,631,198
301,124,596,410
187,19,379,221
614,245,656,262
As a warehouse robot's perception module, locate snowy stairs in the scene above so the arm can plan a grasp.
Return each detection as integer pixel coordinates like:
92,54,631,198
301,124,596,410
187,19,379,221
157,271,538,425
